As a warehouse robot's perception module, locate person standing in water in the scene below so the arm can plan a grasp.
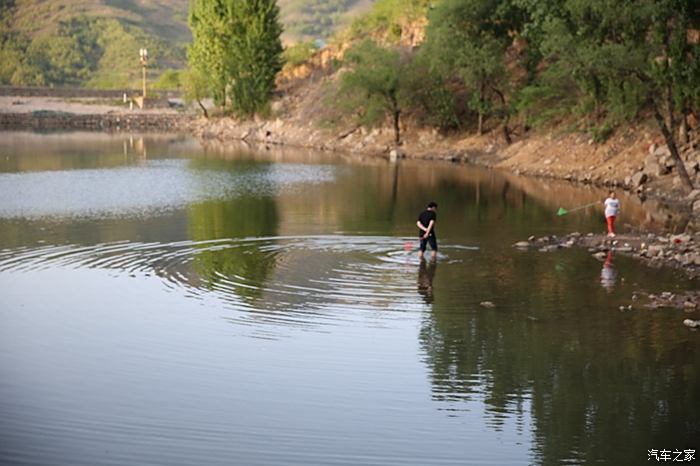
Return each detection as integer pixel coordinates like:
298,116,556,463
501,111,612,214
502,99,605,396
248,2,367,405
603,191,620,238
417,201,438,259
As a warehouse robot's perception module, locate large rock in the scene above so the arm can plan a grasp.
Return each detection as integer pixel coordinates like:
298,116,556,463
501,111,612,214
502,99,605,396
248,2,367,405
631,171,648,186
653,144,671,158
683,319,700,328
644,155,666,176
685,253,700,266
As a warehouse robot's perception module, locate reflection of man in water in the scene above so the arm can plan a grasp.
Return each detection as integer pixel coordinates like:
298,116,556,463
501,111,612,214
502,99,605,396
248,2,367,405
600,250,617,291
417,258,437,304
417,201,438,260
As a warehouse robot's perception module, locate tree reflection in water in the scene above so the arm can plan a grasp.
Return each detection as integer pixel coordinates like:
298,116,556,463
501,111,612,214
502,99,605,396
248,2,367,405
189,194,279,302
419,249,699,465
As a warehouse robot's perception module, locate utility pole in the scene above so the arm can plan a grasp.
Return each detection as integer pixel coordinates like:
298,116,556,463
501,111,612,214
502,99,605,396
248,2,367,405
139,48,148,99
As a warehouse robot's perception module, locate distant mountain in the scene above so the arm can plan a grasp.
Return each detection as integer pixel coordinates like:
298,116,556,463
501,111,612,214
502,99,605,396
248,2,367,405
6,0,191,43
279,0,375,42
0,0,375,88
0,0,190,88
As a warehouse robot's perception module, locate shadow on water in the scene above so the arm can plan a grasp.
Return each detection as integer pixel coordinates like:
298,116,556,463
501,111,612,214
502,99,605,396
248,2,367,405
417,258,437,304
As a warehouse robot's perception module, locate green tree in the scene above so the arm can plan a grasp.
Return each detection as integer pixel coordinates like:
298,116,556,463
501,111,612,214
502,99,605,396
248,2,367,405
188,0,283,116
153,69,182,90
189,0,227,107
402,53,460,131
528,0,698,190
227,0,284,116
643,0,699,190
282,40,318,67
338,39,412,145
422,0,516,142
182,65,210,117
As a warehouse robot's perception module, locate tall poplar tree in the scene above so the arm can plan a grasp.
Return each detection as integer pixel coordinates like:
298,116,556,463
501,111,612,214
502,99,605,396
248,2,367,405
227,0,283,116
188,0,283,116
188,0,231,107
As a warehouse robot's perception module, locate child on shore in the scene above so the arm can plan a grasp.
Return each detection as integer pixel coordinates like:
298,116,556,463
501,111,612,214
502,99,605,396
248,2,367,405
603,191,620,237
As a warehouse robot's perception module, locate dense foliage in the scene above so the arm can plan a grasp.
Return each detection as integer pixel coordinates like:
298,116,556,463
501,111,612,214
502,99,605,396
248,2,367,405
338,39,412,144
282,40,319,67
188,0,283,116
346,0,428,43
331,0,699,188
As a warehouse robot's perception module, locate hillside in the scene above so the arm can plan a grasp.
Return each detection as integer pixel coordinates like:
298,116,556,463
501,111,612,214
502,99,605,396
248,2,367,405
0,0,191,88
8,0,191,43
279,0,375,42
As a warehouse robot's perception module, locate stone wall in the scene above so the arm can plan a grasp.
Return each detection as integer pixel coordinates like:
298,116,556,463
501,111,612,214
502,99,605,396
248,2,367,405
0,112,193,131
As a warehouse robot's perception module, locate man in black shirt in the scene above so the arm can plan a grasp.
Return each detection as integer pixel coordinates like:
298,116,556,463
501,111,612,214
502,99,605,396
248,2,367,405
416,201,438,259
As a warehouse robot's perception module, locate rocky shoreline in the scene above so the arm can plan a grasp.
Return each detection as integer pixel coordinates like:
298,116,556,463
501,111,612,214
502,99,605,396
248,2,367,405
514,231,700,277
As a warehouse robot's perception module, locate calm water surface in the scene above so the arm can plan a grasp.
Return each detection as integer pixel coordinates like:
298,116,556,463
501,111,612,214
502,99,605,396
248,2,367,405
0,132,698,466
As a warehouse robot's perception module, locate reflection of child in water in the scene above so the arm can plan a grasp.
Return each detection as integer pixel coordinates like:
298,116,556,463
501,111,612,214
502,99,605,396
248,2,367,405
417,258,437,304
600,251,617,291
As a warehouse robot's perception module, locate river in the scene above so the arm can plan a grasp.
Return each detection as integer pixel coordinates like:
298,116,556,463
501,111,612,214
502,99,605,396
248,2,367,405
0,131,697,465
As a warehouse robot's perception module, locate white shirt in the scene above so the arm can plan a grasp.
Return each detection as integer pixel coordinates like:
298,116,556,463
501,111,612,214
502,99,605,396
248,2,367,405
604,198,620,217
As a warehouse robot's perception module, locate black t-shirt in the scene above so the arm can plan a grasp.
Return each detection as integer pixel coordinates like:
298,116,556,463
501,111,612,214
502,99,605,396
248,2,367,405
417,209,437,237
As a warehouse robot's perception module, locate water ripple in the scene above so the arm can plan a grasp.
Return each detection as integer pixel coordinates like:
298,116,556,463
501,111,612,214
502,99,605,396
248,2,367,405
0,236,477,331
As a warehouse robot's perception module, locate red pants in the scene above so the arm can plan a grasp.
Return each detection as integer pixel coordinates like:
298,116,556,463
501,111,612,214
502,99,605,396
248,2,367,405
606,215,616,234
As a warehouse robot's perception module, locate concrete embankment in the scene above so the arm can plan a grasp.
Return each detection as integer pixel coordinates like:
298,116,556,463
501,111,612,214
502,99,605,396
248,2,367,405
0,112,193,132
0,86,190,132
